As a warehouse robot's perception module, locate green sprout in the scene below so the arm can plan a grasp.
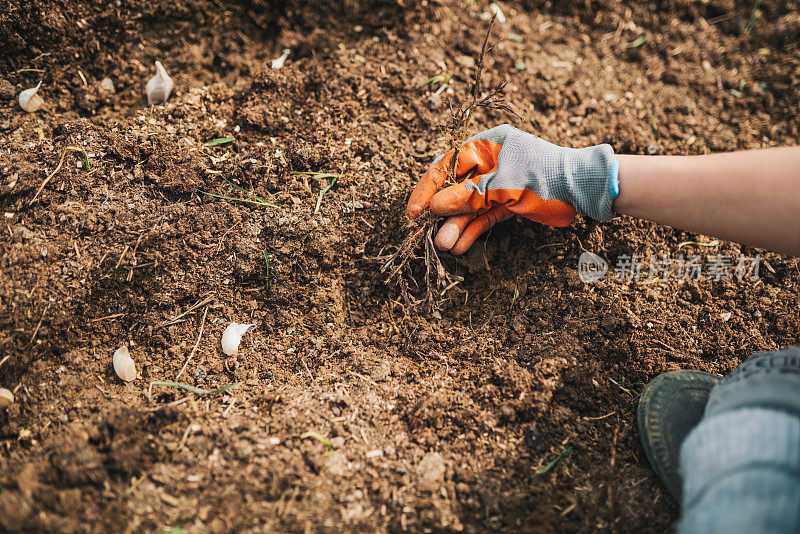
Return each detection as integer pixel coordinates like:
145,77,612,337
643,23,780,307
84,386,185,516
201,178,279,208
414,73,452,90
290,171,338,215
204,137,235,147
301,431,334,455
533,447,574,477
730,79,746,98
745,0,762,34
74,148,91,170
610,376,644,397
629,35,647,48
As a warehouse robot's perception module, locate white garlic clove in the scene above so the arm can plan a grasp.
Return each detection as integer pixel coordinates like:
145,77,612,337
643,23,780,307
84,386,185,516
271,49,290,69
489,2,506,23
0,388,13,410
113,345,137,382
145,61,174,105
18,81,44,113
221,322,255,356
99,77,116,95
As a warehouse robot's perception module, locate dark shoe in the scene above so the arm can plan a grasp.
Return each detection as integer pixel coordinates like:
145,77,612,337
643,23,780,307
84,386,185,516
637,370,721,500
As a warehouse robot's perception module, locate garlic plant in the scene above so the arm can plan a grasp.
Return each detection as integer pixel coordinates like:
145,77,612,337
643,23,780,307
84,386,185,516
145,61,174,105
0,388,13,410
221,322,255,356
113,345,137,382
271,49,290,69
18,82,44,112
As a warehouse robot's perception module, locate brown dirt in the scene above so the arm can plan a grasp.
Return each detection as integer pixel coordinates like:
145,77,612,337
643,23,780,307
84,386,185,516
1,0,799,532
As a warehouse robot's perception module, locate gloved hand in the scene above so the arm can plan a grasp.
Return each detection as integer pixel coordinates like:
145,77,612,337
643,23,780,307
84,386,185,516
405,124,620,254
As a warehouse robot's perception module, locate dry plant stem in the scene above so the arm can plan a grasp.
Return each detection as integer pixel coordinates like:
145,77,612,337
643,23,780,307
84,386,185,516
300,355,314,381
30,147,87,204
175,306,209,380
158,295,215,329
27,302,51,346
447,12,497,183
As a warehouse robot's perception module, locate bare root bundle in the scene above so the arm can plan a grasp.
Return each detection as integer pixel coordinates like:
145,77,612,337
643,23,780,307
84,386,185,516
377,212,464,313
380,12,516,311
378,212,437,283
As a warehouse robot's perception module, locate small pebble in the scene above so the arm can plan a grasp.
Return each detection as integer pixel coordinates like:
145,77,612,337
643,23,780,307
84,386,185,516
99,77,115,95
194,365,208,382
416,452,445,488
325,451,348,476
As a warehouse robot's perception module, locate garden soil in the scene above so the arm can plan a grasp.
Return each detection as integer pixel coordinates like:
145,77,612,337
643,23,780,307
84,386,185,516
1,0,799,532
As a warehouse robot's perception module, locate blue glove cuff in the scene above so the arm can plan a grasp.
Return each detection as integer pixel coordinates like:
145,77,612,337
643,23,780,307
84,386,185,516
609,158,620,200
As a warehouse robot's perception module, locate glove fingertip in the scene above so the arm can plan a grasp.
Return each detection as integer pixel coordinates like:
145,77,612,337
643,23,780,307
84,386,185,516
430,183,475,216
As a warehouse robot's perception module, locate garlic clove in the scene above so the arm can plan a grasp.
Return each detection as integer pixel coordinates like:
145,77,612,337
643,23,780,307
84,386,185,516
0,388,13,410
19,81,44,113
99,77,116,95
221,322,256,356
271,49,290,69
113,345,137,382
145,61,174,105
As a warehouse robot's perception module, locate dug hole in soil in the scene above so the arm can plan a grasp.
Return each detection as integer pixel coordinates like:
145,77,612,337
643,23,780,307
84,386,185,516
1,0,799,532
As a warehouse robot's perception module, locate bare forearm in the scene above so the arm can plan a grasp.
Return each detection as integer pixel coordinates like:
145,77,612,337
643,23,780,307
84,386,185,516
613,148,800,256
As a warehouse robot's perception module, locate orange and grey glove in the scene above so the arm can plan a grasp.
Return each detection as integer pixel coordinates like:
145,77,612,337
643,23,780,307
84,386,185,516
406,124,620,254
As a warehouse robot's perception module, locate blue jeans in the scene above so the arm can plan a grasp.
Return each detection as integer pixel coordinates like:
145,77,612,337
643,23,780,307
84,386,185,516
678,348,800,533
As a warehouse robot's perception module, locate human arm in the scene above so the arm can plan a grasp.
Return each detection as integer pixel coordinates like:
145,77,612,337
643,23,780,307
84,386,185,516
406,125,800,257
613,149,800,256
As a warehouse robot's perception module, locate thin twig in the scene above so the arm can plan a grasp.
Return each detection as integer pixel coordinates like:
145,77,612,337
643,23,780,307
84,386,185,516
90,313,125,322
176,422,199,450
27,303,51,346
30,147,90,204
222,396,237,417
349,370,379,387
300,355,314,381
126,233,146,282
114,245,129,269
175,306,209,380
582,411,617,421
158,295,214,329
448,12,497,182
